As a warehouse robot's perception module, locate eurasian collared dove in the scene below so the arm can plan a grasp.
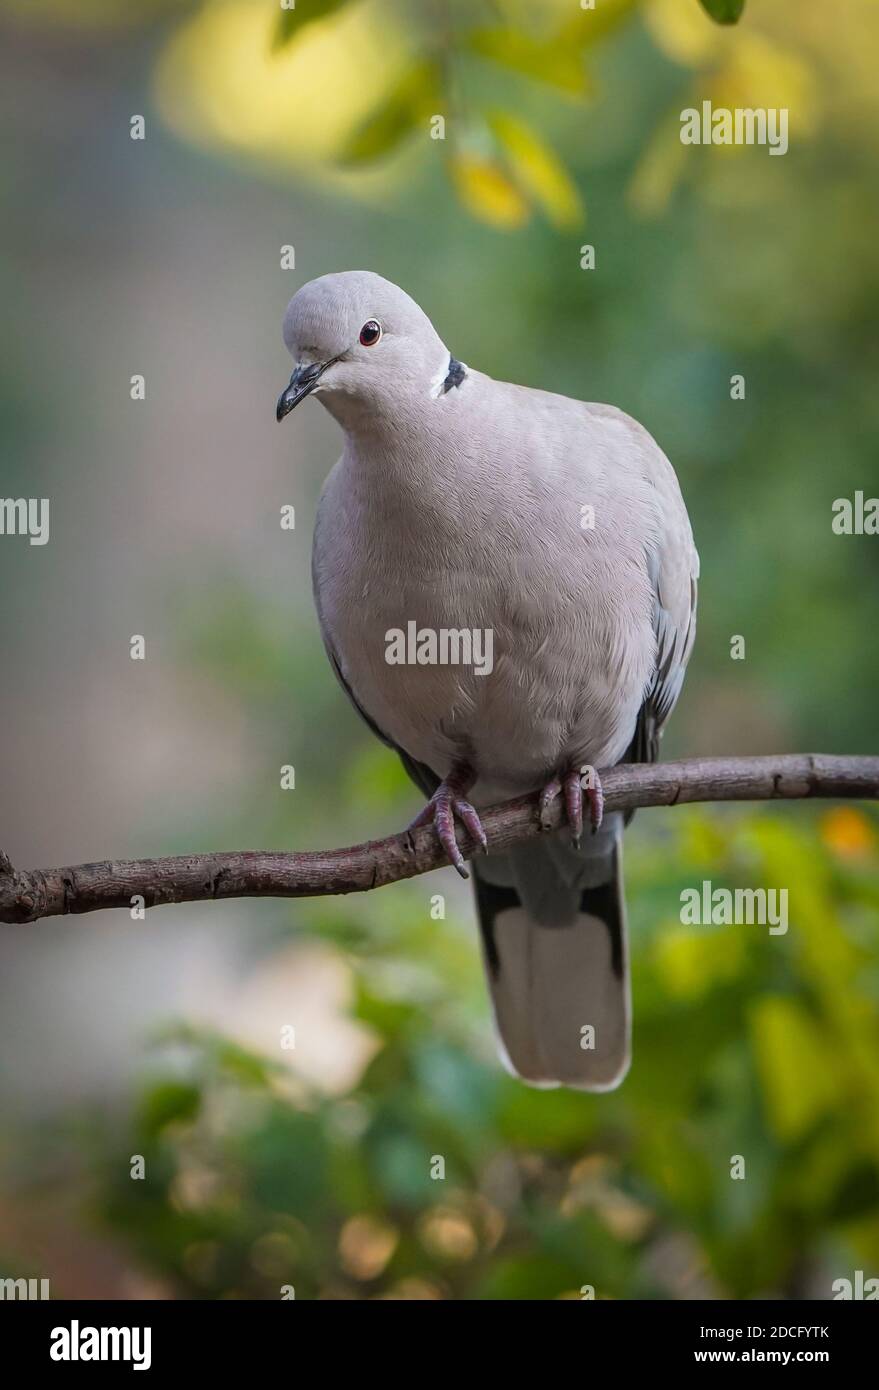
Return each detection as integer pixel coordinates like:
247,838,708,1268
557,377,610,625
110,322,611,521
277,271,698,1091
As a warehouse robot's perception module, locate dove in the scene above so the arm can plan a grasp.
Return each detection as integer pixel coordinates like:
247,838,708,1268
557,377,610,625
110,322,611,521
277,271,698,1090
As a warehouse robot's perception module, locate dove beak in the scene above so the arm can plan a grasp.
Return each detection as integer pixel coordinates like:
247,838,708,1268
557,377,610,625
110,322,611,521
276,362,328,421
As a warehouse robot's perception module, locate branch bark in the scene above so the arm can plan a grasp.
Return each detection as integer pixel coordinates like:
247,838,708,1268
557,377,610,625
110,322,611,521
1,754,876,925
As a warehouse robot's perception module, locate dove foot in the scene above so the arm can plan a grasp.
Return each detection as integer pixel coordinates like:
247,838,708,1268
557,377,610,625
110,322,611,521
538,767,604,849
408,766,487,879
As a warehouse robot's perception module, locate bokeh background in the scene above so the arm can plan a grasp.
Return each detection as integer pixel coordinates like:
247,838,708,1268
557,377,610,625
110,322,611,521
1,0,878,1300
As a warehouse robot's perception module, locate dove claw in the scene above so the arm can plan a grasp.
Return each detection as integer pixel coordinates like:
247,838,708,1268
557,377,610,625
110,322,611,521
408,766,487,877
456,798,488,853
587,775,604,833
538,776,562,831
539,767,603,844
565,771,583,848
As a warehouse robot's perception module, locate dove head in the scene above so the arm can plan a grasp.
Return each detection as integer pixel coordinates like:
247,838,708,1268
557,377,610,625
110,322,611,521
276,271,455,430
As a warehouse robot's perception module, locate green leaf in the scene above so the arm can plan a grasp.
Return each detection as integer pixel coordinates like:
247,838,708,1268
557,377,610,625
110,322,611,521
487,109,583,229
338,60,441,166
465,28,589,98
137,1081,201,1139
475,1253,581,1301
150,1022,281,1090
497,1080,598,1152
272,0,356,53
247,1110,331,1214
698,0,746,23
212,1037,279,1088
353,981,419,1040
369,1131,434,1206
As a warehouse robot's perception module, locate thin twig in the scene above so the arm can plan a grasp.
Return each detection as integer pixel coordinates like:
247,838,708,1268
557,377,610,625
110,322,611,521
1,754,876,925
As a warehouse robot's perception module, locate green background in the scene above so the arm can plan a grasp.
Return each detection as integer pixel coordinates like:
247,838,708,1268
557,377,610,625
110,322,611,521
0,0,877,1299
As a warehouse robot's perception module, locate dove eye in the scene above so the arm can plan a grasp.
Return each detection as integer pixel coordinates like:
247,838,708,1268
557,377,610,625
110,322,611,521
359,319,382,347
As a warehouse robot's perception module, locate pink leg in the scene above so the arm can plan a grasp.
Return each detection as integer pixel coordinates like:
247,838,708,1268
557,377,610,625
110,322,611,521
539,767,604,849
408,766,487,879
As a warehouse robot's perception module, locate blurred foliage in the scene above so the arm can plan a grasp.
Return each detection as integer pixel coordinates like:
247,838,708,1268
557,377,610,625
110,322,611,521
264,0,740,227
1,0,877,1304
699,0,746,24
81,806,879,1300
7,0,751,229
269,0,641,227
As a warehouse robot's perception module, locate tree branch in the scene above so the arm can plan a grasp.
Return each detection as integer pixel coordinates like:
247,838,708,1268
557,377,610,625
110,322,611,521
1,754,876,925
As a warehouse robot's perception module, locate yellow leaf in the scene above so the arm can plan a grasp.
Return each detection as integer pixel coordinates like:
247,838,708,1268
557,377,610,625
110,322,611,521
272,0,354,53
448,153,530,230
628,109,691,217
653,925,745,1001
821,807,876,859
154,0,410,171
645,0,725,67
559,0,639,50
750,996,838,1143
465,28,589,98
487,110,583,229
707,34,820,137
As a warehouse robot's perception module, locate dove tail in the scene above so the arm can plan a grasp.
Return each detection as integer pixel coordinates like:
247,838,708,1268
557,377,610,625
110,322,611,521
472,823,631,1091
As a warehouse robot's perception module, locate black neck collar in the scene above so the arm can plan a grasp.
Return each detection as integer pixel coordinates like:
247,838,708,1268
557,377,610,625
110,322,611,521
441,356,467,393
